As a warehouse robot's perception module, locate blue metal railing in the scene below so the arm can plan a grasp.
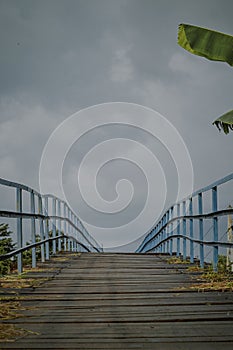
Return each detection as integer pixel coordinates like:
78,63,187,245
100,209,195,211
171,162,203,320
0,178,102,273
136,173,233,271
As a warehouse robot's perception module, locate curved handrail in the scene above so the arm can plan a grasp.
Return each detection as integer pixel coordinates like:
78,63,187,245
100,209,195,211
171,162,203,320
43,193,100,250
136,172,233,271
0,210,100,253
144,234,233,253
0,178,41,195
0,234,93,260
0,177,102,273
138,208,233,252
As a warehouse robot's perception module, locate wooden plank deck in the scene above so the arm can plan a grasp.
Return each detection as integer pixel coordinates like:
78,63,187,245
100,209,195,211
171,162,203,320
1,252,233,349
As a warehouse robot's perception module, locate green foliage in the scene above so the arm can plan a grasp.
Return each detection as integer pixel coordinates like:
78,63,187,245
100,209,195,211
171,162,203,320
207,255,230,274
23,234,42,266
189,255,233,291
0,225,65,273
177,23,233,134
0,223,15,275
178,24,233,66
217,254,228,273
22,230,63,266
212,110,233,134
167,256,190,264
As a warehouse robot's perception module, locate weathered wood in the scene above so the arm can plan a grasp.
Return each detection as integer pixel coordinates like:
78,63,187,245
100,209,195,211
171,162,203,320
1,252,233,349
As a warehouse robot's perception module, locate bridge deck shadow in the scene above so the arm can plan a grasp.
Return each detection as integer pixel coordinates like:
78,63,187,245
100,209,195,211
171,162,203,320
1,252,233,349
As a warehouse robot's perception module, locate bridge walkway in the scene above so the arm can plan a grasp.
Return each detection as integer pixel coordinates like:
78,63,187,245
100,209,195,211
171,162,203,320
1,252,233,349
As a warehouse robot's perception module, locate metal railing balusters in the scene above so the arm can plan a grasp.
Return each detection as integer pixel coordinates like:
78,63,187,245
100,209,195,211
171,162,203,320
75,217,79,251
212,186,218,271
189,198,194,263
16,188,23,273
58,200,62,251
30,192,37,267
169,206,173,256
166,211,169,253
52,197,57,254
136,172,233,271
68,208,72,252
63,203,67,251
44,196,50,260
176,203,180,257
38,195,45,263
198,193,204,268
0,178,102,273
182,201,187,260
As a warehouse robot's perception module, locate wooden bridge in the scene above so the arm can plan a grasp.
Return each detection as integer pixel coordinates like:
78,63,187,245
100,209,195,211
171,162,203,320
0,174,233,348
1,252,233,349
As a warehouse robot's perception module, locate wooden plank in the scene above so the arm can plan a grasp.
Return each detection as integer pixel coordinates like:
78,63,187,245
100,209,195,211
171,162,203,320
1,252,233,349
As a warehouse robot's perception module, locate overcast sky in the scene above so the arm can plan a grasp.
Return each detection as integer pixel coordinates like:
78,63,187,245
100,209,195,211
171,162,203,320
0,0,233,250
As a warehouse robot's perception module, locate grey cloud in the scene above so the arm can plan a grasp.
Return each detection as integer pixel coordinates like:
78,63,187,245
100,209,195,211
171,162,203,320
0,0,233,249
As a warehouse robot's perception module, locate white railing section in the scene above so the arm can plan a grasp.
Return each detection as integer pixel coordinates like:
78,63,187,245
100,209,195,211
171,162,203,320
0,178,102,273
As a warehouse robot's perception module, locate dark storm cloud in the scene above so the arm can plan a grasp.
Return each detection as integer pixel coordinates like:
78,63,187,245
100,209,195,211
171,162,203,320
0,0,233,248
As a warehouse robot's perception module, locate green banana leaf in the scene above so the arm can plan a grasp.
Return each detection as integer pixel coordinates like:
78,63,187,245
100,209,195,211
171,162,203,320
178,24,233,66
213,110,233,134
178,24,233,134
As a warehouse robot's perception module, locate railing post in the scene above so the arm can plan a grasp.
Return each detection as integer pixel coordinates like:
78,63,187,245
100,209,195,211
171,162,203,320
189,198,194,263
70,211,73,251
16,188,23,274
30,192,36,268
182,201,187,261
158,219,163,253
170,206,173,256
166,211,169,253
44,196,50,260
38,195,45,263
75,217,79,252
72,214,77,252
63,203,67,251
58,200,62,251
198,193,204,268
159,221,162,253
177,203,180,257
165,212,168,253
162,216,165,253
156,226,160,253
227,206,233,272
212,186,218,271
160,220,162,253
150,230,155,253
73,214,76,252
161,216,165,253
163,216,166,253
68,208,71,251
52,197,57,254
77,218,81,248
151,230,154,253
